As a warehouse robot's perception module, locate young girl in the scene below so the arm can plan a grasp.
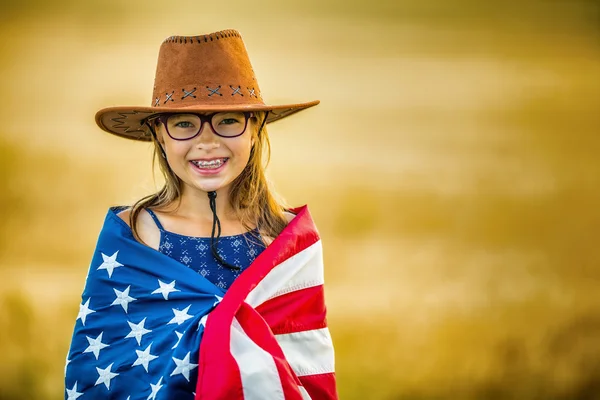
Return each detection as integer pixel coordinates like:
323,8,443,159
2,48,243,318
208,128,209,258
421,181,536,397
65,29,337,399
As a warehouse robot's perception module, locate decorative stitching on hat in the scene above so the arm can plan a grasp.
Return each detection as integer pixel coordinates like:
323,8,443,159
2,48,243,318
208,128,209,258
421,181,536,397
155,83,259,103
163,30,241,45
182,87,197,100
110,111,153,133
206,85,222,97
230,85,243,96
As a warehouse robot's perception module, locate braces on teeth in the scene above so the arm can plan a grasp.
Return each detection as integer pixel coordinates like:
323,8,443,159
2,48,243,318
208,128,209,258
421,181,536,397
193,159,225,168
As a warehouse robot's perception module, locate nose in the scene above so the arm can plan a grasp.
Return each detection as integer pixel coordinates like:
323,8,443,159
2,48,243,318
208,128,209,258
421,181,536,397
194,120,220,150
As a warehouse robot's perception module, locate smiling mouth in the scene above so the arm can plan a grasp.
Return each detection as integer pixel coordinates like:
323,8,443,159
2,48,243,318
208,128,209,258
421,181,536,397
190,158,228,169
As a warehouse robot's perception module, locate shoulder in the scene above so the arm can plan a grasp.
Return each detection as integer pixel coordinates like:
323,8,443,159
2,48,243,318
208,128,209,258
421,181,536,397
116,207,152,226
116,207,131,225
116,207,161,250
260,210,296,246
283,210,296,224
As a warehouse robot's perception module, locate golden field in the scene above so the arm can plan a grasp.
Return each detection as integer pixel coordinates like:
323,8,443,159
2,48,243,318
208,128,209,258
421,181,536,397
0,1,599,399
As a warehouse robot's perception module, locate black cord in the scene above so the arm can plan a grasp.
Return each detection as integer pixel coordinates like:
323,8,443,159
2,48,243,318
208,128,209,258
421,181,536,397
205,113,269,271
258,111,269,134
145,120,168,160
208,191,240,271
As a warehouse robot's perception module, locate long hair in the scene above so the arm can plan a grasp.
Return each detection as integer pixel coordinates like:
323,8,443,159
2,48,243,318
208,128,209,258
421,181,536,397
128,112,289,245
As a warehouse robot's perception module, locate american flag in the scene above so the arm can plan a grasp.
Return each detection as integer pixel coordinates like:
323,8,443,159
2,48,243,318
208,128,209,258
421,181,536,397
65,205,338,399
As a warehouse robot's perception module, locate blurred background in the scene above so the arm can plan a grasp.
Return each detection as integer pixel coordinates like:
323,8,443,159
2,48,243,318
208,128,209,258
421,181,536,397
1,0,600,399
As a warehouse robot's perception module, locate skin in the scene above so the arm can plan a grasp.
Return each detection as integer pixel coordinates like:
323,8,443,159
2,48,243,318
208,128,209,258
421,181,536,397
159,112,256,199
118,112,293,249
120,112,255,247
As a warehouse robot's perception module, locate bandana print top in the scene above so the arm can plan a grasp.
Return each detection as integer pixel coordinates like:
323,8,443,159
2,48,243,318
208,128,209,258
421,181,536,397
145,208,266,291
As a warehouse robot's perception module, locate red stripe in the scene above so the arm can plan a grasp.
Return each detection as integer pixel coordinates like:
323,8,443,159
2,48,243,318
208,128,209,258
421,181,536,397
196,206,320,399
299,373,339,400
256,285,327,335
195,316,243,399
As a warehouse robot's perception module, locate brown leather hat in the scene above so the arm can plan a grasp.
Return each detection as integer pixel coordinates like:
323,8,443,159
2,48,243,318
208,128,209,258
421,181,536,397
95,29,319,141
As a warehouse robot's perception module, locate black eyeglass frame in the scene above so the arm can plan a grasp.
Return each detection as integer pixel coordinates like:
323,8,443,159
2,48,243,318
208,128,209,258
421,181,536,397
148,111,255,141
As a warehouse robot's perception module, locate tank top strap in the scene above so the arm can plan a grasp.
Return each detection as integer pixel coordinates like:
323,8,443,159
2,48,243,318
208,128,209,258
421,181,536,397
145,208,165,232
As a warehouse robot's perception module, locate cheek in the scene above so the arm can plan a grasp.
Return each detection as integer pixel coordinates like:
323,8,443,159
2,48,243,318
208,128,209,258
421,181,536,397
165,144,184,161
163,142,192,172
232,136,253,159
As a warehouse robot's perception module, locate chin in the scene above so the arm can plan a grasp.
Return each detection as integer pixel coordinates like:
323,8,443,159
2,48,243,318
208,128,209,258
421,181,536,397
193,179,230,194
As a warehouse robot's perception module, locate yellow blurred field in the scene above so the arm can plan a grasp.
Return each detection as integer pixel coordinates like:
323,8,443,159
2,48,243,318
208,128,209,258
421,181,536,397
1,1,600,399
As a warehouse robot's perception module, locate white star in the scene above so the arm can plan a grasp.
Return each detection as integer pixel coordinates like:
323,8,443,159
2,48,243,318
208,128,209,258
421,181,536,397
95,363,119,390
126,317,152,345
167,305,193,325
170,352,198,382
198,314,208,331
151,279,180,300
147,376,163,400
77,298,95,326
84,331,110,360
171,331,184,349
98,251,123,278
111,286,137,313
213,295,223,306
132,343,159,372
66,381,83,400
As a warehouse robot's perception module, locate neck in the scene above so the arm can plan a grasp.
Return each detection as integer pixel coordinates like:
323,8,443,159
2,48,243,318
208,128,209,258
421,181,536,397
173,185,235,222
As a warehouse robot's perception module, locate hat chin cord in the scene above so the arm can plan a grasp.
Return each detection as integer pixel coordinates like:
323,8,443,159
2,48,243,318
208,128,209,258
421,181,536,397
206,111,269,272
205,112,269,271
207,190,240,271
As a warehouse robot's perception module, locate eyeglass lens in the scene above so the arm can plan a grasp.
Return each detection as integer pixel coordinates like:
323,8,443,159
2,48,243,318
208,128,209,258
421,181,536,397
165,112,248,139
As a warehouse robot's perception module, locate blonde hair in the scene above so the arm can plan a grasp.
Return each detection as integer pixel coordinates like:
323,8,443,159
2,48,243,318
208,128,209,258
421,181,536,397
128,112,289,245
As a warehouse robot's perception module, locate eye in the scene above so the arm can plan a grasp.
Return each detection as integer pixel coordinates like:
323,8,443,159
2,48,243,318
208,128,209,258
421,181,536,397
214,112,245,126
175,120,195,128
167,114,198,129
219,118,240,125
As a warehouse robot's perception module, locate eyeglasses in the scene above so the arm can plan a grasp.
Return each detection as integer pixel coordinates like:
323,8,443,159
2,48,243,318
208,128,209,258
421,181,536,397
151,112,254,140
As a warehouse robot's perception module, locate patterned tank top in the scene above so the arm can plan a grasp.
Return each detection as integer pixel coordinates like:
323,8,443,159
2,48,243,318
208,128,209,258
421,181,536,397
145,209,266,291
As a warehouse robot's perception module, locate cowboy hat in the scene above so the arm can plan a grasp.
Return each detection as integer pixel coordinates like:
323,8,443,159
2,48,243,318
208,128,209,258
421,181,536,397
95,29,319,141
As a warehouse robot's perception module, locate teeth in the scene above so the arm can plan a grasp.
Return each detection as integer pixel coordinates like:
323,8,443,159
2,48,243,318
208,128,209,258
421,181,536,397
192,158,226,169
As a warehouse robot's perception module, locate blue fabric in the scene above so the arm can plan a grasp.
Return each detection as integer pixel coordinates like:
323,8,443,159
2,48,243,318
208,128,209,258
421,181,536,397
66,207,227,399
145,209,266,290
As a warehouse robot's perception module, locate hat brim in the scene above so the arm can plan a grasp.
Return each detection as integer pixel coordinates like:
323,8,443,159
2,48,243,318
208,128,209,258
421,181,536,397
95,100,319,141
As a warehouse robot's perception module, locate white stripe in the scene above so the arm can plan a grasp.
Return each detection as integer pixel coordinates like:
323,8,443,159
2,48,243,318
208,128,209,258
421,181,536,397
246,240,324,308
275,328,335,377
299,386,312,400
230,318,285,400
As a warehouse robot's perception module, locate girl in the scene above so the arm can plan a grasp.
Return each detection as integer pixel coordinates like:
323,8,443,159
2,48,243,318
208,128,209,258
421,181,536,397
65,29,337,400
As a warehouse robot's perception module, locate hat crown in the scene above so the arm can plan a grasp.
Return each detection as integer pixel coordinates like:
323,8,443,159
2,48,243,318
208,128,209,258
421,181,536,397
151,29,264,109
95,29,319,141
